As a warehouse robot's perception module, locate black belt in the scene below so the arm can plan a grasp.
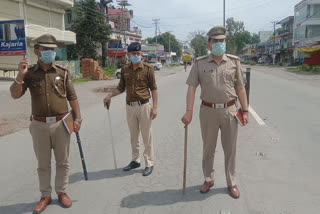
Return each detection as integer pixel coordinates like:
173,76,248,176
126,99,149,106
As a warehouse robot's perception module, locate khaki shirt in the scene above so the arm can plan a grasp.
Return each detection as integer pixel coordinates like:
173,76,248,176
22,63,77,117
116,62,157,102
186,54,245,104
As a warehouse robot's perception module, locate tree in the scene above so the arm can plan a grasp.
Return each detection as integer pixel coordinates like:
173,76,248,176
67,0,110,61
226,17,246,54
148,32,182,58
226,17,259,54
188,31,208,57
251,33,260,44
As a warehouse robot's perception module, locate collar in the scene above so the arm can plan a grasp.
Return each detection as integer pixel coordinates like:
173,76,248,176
208,54,227,63
130,61,144,71
35,61,56,72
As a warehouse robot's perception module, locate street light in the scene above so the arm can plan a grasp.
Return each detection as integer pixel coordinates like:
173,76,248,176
223,0,225,27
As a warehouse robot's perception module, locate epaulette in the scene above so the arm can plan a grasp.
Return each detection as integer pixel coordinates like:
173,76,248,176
226,54,240,60
143,62,152,68
55,64,69,71
196,55,208,61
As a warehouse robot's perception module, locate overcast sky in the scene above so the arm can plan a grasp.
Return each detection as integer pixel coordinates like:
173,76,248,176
120,0,300,41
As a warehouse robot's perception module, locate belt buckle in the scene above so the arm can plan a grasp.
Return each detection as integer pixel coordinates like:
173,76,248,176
46,116,57,123
215,103,225,109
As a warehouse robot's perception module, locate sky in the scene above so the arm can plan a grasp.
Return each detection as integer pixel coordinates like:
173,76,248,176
117,0,301,41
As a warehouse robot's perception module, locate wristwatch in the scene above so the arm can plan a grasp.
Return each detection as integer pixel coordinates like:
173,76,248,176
75,118,82,123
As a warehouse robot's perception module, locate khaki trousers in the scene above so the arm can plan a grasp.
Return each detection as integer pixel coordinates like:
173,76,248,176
126,102,154,167
199,104,238,187
29,120,70,197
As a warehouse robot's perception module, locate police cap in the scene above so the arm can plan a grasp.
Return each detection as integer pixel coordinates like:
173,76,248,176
33,34,58,48
127,42,141,52
207,26,226,40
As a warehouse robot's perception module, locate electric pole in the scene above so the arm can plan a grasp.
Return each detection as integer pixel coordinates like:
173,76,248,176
223,0,226,27
271,21,277,64
100,0,112,67
152,18,160,61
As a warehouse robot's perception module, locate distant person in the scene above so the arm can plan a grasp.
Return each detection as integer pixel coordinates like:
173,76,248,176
103,42,158,176
181,26,249,199
10,34,82,214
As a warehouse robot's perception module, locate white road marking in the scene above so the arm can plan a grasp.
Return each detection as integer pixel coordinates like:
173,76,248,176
249,105,266,126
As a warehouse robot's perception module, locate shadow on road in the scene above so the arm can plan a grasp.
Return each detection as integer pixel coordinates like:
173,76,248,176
0,199,78,214
120,186,229,208
69,168,143,184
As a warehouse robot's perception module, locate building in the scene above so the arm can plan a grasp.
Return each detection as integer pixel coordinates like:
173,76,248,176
107,7,142,64
259,31,273,43
293,0,320,65
277,16,294,64
0,0,76,67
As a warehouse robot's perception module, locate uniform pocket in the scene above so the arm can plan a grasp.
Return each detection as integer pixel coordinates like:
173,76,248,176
53,77,66,98
223,69,235,86
29,80,43,96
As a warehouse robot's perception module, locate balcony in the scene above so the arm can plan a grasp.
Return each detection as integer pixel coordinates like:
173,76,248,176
46,0,73,8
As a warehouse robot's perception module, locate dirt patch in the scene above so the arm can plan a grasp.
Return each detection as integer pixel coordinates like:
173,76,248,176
0,114,30,136
95,86,116,93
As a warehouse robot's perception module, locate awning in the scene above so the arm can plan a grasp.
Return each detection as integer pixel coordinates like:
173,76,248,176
300,45,320,53
26,24,76,45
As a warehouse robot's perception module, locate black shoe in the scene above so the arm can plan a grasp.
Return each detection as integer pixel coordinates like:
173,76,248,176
143,166,153,176
123,161,141,171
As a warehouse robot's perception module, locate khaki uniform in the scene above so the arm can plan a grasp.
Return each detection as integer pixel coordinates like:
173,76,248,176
117,62,157,167
22,63,77,197
186,54,244,187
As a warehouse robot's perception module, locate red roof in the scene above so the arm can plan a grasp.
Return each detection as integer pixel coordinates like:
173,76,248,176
108,9,122,15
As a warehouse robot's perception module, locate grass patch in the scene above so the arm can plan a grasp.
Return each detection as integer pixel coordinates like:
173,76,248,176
102,66,117,77
72,77,92,83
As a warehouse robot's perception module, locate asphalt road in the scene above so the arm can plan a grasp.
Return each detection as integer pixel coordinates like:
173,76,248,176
0,65,319,214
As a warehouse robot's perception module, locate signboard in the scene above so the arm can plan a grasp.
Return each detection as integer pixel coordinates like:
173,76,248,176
0,20,27,56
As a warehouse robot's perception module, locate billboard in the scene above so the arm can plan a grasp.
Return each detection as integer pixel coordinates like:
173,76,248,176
0,19,27,56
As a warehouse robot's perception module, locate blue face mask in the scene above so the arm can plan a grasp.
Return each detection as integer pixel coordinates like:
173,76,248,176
40,50,56,64
130,55,141,64
211,42,226,56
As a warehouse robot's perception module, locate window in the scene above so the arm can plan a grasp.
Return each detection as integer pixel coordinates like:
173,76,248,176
295,26,306,41
67,12,72,23
295,5,308,23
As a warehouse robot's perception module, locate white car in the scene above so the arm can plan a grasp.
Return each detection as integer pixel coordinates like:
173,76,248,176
147,61,162,70
115,68,121,79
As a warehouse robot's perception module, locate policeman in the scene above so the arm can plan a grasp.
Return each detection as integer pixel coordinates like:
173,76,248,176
10,34,82,213
103,42,158,176
181,26,249,199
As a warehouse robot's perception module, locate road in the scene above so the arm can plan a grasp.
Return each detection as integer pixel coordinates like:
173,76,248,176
0,65,319,214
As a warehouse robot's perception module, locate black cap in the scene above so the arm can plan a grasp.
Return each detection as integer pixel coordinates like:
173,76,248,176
127,42,141,52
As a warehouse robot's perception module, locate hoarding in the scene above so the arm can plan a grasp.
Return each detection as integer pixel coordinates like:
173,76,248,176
0,20,27,56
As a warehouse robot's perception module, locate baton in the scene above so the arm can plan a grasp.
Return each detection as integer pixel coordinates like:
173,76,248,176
106,103,118,170
183,125,188,194
75,132,88,180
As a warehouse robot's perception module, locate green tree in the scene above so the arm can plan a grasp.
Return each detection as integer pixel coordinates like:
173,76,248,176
251,33,260,44
149,32,182,57
226,17,258,54
67,0,110,61
188,31,208,57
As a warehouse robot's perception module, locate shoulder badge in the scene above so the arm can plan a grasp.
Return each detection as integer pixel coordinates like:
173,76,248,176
55,64,69,71
196,55,208,61
226,54,240,60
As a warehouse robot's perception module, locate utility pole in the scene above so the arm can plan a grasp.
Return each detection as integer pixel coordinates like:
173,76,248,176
167,31,173,64
271,21,277,64
152,18,160,61
223,0,226,27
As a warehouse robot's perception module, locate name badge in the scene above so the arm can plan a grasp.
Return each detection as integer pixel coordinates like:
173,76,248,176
203,69,213,73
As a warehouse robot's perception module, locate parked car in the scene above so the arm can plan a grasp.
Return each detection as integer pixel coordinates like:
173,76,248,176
147,60,162,70
115,68,121,79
